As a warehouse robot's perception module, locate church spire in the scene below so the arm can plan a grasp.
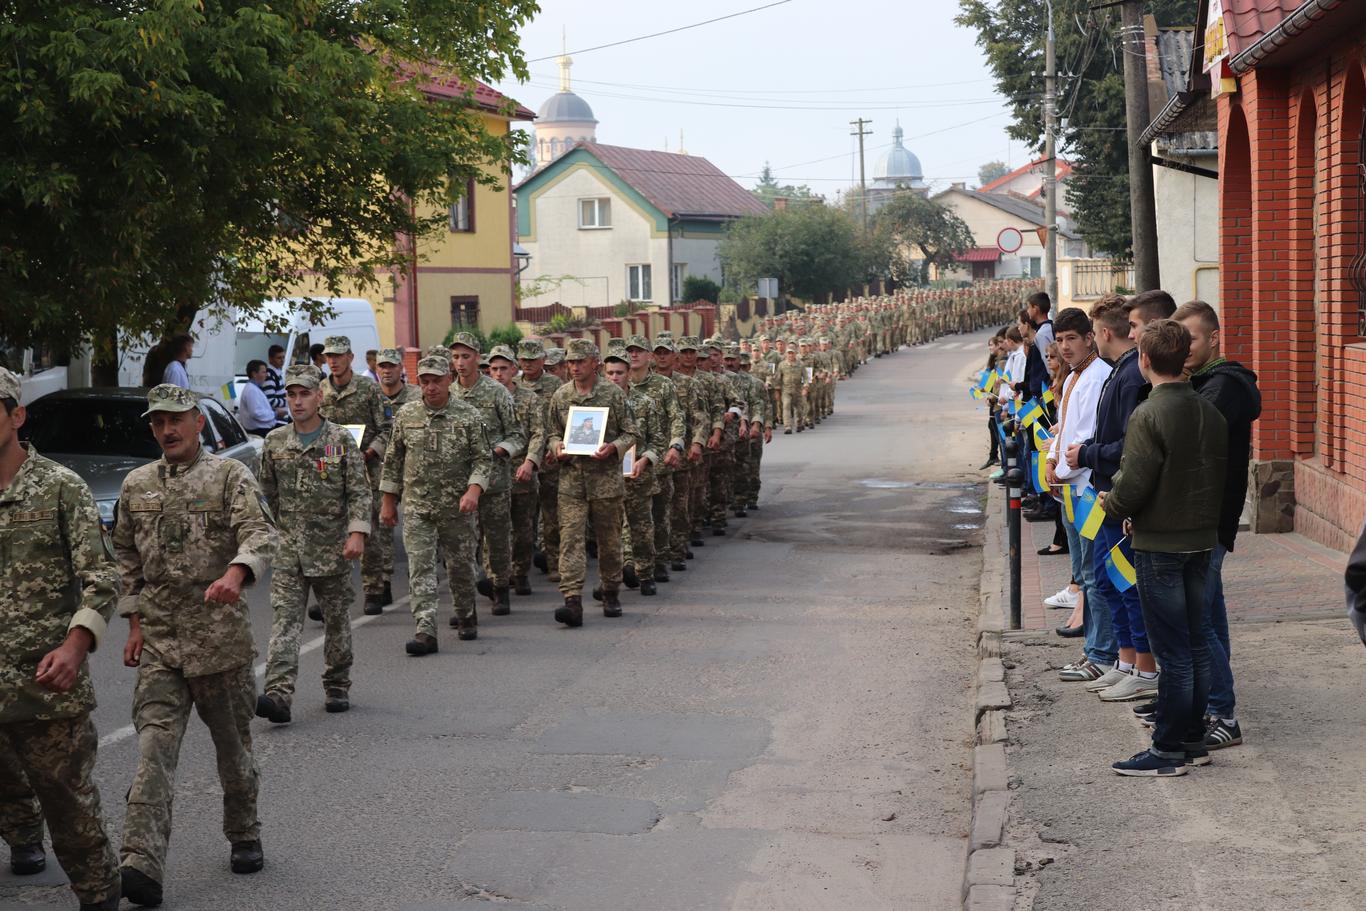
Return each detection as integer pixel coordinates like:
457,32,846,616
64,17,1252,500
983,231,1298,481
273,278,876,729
557,28,573,92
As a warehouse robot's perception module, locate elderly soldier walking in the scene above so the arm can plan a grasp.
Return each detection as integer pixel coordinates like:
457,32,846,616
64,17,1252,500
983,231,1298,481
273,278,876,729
517,339,565,583
318,336,391,615
448,332,526,620
367,347,420,614
0,368,121,911
256,365,371,723
489,345,546,597
379,356,492,655
114,384,278,906
546,339,639,626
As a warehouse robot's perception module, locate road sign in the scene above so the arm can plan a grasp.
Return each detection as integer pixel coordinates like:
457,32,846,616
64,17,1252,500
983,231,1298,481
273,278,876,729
997,227,1024,254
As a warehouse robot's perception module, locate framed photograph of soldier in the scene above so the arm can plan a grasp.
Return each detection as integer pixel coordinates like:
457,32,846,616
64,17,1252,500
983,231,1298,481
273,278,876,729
342,423,365,446
621,444,637,475
804,367,813,383
564,406,609,455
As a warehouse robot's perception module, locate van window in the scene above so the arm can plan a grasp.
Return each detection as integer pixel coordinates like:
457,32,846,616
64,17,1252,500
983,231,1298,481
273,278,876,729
235,331,290,375
201,399,247,449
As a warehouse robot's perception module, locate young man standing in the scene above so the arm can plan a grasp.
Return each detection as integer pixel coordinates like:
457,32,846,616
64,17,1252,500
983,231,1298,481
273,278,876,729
365,348,419,614
161,334,194,389
238,359,282,436
1027,292,1055,379
264,345,287,414
1175,300,1261,750
604,344,662,596
1103,321,1226,777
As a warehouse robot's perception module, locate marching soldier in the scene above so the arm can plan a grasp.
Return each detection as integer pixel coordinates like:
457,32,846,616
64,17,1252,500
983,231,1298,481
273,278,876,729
625,335,684,585
490,345,546,597
517,339,564,583
777,345,809,434
369,347,419,614
652,338,708,573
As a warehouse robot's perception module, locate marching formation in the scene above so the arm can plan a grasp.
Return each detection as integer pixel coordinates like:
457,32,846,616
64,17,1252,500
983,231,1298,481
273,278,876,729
0,284,1027,910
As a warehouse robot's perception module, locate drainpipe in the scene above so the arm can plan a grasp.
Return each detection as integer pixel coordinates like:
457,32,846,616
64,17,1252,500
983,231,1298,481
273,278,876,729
1229,0,1344,74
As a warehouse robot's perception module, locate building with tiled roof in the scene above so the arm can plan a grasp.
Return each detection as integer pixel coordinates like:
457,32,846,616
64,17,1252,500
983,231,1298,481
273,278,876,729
514,142,767,308
932,184,1084,282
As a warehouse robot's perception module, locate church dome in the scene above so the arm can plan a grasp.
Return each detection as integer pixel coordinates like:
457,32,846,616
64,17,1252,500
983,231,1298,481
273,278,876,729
538,90,597,124
873,123,924,185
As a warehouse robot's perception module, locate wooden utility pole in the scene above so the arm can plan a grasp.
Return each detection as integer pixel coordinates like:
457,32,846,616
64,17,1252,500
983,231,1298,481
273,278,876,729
1043,0,1059,303
850,118,872,231
1119,0,1160,290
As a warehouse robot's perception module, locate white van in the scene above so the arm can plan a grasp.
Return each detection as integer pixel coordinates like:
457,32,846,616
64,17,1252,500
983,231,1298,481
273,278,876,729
120,298,382,402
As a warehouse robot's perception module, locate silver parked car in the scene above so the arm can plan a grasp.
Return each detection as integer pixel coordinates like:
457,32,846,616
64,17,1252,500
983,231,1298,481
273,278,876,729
20,387,264,528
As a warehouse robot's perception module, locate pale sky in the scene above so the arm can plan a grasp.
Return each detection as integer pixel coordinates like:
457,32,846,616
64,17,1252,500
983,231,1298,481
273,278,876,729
492,0,1031,198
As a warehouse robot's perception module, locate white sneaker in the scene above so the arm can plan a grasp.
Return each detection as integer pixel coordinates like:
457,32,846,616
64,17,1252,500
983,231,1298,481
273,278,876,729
1084,665,1130,693
1098,672,1160,702
1044,586,1080,609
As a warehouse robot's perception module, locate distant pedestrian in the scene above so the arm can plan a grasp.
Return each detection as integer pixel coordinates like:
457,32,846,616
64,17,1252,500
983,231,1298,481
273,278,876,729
161,334,194,389
263,345,287,413
237,360,280,436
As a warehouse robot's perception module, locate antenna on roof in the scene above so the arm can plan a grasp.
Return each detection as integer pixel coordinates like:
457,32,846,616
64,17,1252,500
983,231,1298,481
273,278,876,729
679,129,687,155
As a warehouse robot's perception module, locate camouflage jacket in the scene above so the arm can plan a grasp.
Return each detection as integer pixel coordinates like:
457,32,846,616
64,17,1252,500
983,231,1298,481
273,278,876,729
114,447,278,677
452,374,525,495
546,376,639,500
379,398,493,516
658,369,710,456
683,368,726,441
510,384,546,492
624,383,666,495
714,369,747,446
738,372,770,427
0,447,118,724
321,373,391,490
777,361,808,392
627,371,685,472
379,383,421,423
259,420,372,577
518,371,565,477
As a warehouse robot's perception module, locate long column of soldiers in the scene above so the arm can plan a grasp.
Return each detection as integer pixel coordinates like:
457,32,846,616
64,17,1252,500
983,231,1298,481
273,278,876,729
0,281,1026,909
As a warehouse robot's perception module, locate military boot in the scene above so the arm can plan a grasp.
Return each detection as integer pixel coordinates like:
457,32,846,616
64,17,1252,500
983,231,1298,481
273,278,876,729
513,575,533,596
382,581,393,606
476,576,494,599
324,689,349,713
120,866,163,907
9,843,44,875
671,560,687,572
602,590,623,618
623,565,640,589
254,693,291,725
491,587,511,616
533,551,548,573
230,839,264,874
457,618,479,641
639,579,656,597
654,567,670,583
591,585,604,602
307,600,323,621
363,592,384,616
405,633,438,656
79,892,120,911
554,596,584,628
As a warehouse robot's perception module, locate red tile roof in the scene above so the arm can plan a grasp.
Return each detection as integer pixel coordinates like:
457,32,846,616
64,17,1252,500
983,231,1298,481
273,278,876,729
956,246,1003,263
394,62,535,119
1221,0,1303,56
571,143,769,220
978,156,1073,194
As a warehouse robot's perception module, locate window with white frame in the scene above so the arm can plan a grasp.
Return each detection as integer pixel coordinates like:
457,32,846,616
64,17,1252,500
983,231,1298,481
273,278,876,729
1024,256,1042,278
449,178,475,232
579,197,611,229
627,264,652,301
671,263,687,302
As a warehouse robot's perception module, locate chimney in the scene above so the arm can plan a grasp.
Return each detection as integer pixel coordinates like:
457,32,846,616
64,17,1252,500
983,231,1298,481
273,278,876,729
952,181,967,191
774,197,789,212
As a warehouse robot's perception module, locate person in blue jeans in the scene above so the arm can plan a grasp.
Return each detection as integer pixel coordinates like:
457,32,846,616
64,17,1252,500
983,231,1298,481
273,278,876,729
1101,319,1226,777
1176,301,1261,750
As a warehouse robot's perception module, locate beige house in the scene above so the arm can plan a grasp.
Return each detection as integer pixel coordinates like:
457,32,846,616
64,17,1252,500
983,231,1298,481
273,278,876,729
933,185,1085,282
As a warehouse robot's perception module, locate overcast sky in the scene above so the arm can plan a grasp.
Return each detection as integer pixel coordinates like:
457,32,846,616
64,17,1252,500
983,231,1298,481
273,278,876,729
492,0,1031,198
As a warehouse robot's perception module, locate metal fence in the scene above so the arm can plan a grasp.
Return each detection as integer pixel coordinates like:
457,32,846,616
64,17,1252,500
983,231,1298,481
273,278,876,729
1070,260,1135,300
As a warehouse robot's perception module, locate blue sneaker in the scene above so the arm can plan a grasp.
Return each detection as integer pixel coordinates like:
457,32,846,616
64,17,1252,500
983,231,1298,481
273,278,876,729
1112,749,1188,777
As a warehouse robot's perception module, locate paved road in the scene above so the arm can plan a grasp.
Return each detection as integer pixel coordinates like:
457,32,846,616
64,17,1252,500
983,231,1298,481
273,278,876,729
3,334,993,911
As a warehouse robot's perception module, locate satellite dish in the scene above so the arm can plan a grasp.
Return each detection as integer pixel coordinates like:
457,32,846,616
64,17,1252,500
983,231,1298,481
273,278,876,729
997,227,1024,254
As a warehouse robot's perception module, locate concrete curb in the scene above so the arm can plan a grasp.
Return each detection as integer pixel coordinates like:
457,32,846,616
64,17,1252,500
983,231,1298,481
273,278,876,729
963,481,1016,910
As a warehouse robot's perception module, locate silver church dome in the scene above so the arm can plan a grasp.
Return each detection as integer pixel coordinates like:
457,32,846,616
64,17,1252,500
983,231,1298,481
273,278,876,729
538,91,597,124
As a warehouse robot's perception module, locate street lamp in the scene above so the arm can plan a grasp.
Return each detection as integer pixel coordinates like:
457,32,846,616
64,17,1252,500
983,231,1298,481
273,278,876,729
513,243,532,276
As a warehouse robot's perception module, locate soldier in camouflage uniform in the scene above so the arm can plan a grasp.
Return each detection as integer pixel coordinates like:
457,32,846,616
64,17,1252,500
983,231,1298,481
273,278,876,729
490,345,545,597
319,336,391,613
256,365,371,722
114,384,278,903
734,352,771,512
676,337,724,546
379,356,492,654
448,332,526,619
519,340,565,582
545,339,639,625
652,338,708,573
603,344,655,596
368,347,420,614
625,336,685,584
0,368,120,910
777,346,809,433
705,339,745,533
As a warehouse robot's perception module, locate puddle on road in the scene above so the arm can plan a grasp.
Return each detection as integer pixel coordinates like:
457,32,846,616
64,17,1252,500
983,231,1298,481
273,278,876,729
954,523,982,531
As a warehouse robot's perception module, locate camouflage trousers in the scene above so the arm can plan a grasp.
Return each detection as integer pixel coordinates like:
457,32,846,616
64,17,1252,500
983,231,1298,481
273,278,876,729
0,714,118,903
477,487,513,588
652,474,672,573
781,391,801,429
734,436,763,507
359,477,387,597
511,480,539,580
708,447,735,526
557,485,624,597
264,563,353,705
123,660,258,884
622,472,655,576
690,457,709,534
538,471,560,575
404,509,478,637
668,467,693,561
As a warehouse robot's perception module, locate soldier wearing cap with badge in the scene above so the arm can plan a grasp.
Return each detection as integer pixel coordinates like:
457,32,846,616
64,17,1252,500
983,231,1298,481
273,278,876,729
371,347,419,609
545,346,569,383
113,384,278,904
0,367,121,911
318,336,392,614
675,336,724,548
255,365,371,724
488,345,545,596
624,335,685,585
651,336,708,572
517,338,565,583
545,339,639,626
379,355,492,655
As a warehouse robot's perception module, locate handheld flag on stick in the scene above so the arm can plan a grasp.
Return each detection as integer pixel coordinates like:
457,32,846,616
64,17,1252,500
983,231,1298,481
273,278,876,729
1033,423,1054,452
1031,452,1050,493
1042,388,1056,406
1072,486,1105,541
1104,537,1137,592
220,382,237,401
1020,399,1045,428
1062,484,1075,524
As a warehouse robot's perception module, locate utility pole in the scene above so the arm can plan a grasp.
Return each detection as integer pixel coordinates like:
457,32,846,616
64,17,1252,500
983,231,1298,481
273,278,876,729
1043,0,1058,304
850,118,872,231
1119,0,1160,291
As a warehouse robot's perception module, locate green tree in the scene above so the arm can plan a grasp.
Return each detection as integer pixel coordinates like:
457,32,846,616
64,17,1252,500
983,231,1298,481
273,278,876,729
956,0,1196,255
681,275,720,303
872,193,976,285
720,204,867,301
751,163,823,209
978,160,1010,185
1,0,538,377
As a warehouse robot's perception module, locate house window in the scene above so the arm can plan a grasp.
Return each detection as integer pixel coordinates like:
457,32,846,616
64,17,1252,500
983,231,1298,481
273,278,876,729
627,264,652,302
579,197,611,229
450,178,475,232
671,263,687,302
1024,257,1042,278
451,296,479,329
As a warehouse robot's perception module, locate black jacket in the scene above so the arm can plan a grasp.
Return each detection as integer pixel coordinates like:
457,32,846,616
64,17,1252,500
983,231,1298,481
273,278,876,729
1190,360,1261,551
1077,347,1148,492
1017,342,1049,401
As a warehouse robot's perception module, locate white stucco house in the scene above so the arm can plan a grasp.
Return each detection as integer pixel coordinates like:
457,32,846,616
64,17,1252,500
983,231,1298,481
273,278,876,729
514,142,768,308
933,184,1086,281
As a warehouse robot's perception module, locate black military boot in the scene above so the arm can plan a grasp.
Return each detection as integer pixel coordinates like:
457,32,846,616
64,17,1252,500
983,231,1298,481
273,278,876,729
513,575,533,596
254,693,291,725
591,585,604,602
533,551,548,573
9,843,44,875
363,592,384,616
690,535,704,547
476,576,494,599
405,633,438,656
671,560,687,572
80,891,121,911
654,567,670,583
712,526,726,537
491,587,511,616
457,618,479,641
324,689,349,713
748,502,759,511
554,596,584,627
733,506,748,518
307,600,322,621
120,866,163,907
382,581,393,606
623,565,640,589
230,839,264,874
639,580,656,597
602,590,623,617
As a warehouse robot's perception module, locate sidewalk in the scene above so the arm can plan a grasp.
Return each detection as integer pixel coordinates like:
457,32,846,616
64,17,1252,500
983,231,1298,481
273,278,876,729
982,482,1366,911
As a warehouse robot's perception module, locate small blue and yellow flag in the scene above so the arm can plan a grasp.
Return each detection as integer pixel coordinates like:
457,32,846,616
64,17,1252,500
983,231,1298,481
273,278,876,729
1033,422,1054,452
1062,484,1075,524
970,386,985,400
1041,388,1056,406
1031,452,1050,493
1104,537,1137,592
1073,486,1105,540
220,381,237,401
1020,400,1045,428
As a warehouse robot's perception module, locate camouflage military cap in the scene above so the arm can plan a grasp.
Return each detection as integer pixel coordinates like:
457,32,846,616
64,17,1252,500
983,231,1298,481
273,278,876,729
677,336,701,351
322,335,352,355
449,331,481,353
702,336,723,352
799,336,814,345
602,343,629,364
0,366,19,402
564,338,599,361
739,352,752,364
517,338,546,360
423,344,451,361
723,343,740,357
487,344,517,364
141,383,199,418
375,347,404,366
651,336,676,352
818,337,831,344
624,334,651,351
283,364,323,390
416,355,451,377
655,330,675,340
545,347,566,366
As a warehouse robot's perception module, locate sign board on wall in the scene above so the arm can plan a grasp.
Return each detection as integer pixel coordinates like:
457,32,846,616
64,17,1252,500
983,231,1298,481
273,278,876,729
1203,0,1228,73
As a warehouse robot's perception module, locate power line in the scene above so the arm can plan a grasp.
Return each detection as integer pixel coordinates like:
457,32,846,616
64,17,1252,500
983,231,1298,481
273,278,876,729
526,74,998,96
525,0,793,63
521,78,1019,111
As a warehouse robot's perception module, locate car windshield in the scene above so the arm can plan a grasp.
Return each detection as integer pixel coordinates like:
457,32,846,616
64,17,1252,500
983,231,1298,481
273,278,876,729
22,398,162,459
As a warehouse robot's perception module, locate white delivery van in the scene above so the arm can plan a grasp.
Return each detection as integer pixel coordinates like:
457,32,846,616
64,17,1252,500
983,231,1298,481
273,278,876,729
120,298,382,402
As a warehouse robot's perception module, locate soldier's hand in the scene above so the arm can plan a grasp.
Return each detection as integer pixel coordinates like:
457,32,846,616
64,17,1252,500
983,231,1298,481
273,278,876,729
749,425,761,441
723,412,734,425
592,443,617,462
664,448,682,469
515,461,536,483
459,486,482,513
493,445,509,460
552,441,567,462
739,420,749,437
364,448,378,463
764,428,773,444
707,430,722,451
205,565,248,605
630,459,647,480
342,531,366,561
35,629,93,692
124,622,144,668
688,442,704,463
380,495,399,527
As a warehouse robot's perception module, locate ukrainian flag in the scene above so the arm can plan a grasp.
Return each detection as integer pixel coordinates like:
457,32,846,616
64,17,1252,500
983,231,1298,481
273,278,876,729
1104,537,1137,592
1033,423,1054,452
1031,452,1050,493
1042,388,1056,405
1062,485,1075,524
1020,399,1045,428
220,381,237,401
971,386,985,400
1072,486,1105,541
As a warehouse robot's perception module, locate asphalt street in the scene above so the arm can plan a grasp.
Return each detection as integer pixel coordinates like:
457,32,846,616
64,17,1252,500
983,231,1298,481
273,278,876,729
2,334,994,911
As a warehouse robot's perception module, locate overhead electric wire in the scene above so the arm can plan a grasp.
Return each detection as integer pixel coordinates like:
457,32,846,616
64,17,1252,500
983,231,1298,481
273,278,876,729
525,0,794,63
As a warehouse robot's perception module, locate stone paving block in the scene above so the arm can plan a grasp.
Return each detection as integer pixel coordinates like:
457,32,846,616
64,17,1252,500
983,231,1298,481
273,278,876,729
966,883,1016,911
976,680,1011,716
978,657,1005,685
973,742,1008,795
970,789,1009,850
966,847,1014,887
976,708,1007,745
